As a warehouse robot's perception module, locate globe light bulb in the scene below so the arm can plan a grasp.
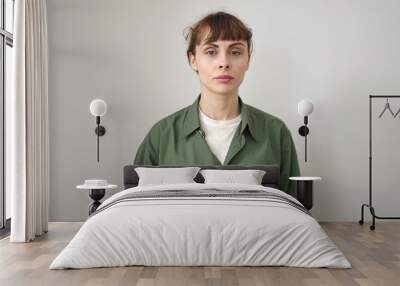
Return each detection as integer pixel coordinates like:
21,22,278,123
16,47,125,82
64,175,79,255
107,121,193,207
298,100,314,116
89,99,107,117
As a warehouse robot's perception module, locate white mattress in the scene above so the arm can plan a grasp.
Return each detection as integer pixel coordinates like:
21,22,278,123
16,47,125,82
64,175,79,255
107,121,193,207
49,183,351,269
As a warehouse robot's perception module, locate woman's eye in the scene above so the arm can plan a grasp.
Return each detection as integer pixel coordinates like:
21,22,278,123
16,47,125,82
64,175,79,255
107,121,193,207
204,49,241,56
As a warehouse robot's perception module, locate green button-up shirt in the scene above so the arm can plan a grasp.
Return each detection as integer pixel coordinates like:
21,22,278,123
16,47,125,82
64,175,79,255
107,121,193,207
134,95,301,197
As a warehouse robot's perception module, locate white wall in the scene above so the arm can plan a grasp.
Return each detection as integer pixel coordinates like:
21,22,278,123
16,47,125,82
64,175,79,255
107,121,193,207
47,0,400,222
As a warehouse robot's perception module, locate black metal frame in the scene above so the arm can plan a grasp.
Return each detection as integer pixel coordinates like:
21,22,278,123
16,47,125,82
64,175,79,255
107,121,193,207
0,0,14,232
359,95,400,230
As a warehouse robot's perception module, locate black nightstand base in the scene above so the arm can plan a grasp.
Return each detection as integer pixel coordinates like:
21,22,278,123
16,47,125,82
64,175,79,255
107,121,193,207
88,189,105,215
296,181,313,210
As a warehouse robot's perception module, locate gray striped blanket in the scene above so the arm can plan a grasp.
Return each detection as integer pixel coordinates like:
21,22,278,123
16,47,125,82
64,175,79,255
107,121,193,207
90,189,310,217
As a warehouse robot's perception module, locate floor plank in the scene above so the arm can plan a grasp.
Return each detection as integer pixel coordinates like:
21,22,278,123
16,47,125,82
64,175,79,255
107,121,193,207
0,221,399,286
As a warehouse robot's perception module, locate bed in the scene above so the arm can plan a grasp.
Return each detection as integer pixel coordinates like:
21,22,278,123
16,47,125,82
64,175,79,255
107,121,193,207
49,165,351,269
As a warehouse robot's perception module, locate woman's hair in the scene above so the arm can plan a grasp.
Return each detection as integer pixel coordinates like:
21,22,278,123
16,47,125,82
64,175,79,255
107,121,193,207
184,11,253,62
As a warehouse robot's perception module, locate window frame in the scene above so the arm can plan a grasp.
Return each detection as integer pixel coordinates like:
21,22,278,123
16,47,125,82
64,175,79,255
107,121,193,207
0,0,14,233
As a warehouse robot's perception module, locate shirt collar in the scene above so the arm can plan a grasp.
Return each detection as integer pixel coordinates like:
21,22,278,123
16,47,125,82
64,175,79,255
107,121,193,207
183,94,259,142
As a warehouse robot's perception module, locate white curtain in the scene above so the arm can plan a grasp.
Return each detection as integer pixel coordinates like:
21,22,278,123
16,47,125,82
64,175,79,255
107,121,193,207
7,0,49,242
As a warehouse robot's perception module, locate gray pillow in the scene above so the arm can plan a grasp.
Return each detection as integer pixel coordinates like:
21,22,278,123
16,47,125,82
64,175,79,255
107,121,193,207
135,167,201,186
200,169,266,185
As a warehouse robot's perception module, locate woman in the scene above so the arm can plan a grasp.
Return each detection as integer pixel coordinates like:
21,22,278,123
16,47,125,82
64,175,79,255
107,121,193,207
134,11,300,197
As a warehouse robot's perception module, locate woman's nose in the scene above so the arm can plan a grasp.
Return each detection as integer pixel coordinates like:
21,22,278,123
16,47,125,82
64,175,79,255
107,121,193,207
219,63,230,69
218,54,230,69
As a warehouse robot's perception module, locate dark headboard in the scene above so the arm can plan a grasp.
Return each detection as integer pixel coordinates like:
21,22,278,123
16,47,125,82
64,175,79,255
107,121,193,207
124,165,280,190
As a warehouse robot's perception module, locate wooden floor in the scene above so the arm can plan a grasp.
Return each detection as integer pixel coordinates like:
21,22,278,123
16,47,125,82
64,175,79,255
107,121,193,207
0,222,399,286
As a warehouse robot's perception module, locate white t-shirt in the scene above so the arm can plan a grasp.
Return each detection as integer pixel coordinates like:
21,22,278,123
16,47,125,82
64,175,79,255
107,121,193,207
199,108,242,164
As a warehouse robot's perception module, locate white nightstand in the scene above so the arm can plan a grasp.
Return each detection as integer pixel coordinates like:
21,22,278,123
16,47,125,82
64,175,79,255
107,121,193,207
289,177,322,210
77,180,117,215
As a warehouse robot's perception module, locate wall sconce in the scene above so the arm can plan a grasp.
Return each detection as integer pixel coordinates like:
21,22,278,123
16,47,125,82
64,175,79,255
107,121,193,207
89,99,107,162
297,100,314,162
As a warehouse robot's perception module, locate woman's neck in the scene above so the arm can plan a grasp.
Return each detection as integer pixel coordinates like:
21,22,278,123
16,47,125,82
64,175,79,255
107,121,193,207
198,90,240,120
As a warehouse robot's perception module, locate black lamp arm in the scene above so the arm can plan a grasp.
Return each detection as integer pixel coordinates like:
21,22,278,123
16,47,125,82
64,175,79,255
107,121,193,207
298,116,310,162
94,116,106,162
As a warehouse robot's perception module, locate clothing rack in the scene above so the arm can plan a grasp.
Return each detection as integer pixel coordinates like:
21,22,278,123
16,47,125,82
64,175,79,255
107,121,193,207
359,95,400,230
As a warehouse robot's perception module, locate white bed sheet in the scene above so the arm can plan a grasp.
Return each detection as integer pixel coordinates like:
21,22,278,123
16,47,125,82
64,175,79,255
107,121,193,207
50,183,351,269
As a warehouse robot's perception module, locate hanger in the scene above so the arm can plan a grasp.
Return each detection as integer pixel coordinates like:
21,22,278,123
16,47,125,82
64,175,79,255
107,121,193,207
378,98,395,118
394,107,400,118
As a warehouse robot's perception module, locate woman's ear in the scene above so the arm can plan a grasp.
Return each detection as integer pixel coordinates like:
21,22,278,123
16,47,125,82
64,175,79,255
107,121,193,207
188,52,198,72
245,58,250,71
243,55,250,72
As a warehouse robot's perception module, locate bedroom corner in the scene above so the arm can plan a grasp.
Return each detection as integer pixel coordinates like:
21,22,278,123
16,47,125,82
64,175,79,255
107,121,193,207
1,1,400,285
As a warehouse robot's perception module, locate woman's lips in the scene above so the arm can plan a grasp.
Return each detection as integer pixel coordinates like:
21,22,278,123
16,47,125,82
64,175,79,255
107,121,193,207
215,78,233,83
215,75,233,83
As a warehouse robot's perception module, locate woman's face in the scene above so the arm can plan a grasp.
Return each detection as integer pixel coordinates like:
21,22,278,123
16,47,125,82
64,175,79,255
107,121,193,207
189,38,250,96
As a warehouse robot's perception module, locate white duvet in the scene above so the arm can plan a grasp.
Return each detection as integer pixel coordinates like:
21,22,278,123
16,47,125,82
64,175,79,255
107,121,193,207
50,183,351,269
